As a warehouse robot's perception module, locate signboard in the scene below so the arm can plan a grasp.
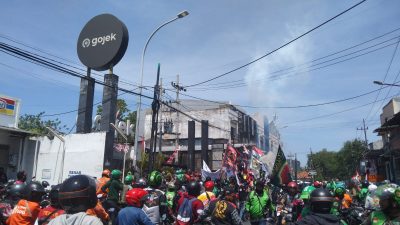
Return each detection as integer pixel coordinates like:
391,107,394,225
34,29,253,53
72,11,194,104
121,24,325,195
0,95,20,128
77,14,129,71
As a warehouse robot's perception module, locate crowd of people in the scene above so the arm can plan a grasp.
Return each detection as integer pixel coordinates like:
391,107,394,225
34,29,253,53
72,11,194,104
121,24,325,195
0,168,399,225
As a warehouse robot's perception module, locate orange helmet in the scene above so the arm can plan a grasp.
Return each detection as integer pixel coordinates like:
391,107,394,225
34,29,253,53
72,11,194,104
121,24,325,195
102,169,111,177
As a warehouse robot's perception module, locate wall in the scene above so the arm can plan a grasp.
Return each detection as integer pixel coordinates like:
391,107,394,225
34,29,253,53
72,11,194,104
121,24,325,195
381,98,400,124
35,132,106,185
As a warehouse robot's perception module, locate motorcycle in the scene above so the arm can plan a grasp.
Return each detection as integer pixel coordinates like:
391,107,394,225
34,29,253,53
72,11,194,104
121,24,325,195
339,206,366,225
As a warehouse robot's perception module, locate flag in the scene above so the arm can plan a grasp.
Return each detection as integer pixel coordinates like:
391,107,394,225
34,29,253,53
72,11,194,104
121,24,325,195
271,145,292,186
252,146,264,156
166,146,180,164
224,145,238,170
243,145,250,155
203,160,211,172
114,143,129,153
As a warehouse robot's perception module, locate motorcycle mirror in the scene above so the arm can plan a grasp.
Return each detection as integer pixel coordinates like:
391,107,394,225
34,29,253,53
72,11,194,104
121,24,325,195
42,181,50,188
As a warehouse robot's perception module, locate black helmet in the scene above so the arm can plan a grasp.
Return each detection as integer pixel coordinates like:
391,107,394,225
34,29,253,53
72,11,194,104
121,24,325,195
361,180,369,189
187,181,201,197
59,175,97,213
49,184,62,208
135,178,147,188
7,183,26,202
24,181,45,202
310,188,334,213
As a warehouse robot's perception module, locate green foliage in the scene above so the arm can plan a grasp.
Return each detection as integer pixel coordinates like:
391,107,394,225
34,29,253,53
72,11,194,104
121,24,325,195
18,112,67,135
307,139,365,181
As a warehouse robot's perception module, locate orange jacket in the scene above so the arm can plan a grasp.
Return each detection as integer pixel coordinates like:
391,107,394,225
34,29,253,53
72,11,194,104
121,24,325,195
96,177,110,197
6,200,40,225
37,205,65,225
86,200,109,221
341,194,353,208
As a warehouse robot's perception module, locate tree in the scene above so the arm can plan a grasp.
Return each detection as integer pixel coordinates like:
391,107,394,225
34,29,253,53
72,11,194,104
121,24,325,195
18,112,67,135
306,139,365,181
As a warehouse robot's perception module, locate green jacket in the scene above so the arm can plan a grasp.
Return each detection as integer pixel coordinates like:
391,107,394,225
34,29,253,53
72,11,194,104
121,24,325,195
245,190,275,220
102,179,123,202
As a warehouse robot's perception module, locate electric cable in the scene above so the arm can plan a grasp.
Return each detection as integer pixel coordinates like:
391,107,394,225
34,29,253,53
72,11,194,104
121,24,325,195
185,0,367,87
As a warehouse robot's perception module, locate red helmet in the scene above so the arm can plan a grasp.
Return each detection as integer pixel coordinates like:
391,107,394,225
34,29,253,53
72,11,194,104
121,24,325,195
204,181,215,191
313,181,322,188
102,169,111,177
126,188,148,207
287,181,298,189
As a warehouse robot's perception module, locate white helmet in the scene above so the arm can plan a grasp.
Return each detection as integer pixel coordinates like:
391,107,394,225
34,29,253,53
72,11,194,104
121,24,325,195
368,184,377,192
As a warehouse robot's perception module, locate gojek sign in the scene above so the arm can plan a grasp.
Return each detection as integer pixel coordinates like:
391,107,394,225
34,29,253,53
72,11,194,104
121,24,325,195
77,14,129,71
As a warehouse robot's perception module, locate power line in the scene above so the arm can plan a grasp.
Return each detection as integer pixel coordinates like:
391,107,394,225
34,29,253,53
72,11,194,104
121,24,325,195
190,27,400,89
364,38,400,122
189,36,400,91
184,0,367,87
0,42,230,132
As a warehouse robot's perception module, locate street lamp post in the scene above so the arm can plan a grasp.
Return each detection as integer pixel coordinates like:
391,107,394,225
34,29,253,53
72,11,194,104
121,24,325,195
110,123,128,179
133,10,189,173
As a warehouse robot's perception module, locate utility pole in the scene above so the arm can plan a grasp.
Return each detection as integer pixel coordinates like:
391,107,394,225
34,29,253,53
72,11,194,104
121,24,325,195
294,153,298,182
158,79,163,154
357,118,369,148
171,75,186,163
287,153,295,180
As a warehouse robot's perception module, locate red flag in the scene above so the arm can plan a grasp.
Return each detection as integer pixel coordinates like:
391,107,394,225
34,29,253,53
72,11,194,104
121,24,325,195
166,147,180,164
252,146,264,156
224,145,238,170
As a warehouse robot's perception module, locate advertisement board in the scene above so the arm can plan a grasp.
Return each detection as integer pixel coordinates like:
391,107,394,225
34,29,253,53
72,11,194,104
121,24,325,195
0,95,20,128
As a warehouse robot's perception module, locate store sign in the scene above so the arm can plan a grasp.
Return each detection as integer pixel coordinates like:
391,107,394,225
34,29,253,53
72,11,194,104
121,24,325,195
0,97,15,116
77,14,129,71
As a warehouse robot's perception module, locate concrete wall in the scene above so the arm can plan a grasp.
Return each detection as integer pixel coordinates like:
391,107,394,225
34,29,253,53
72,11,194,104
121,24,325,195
34,132,106,185
381,98,400,124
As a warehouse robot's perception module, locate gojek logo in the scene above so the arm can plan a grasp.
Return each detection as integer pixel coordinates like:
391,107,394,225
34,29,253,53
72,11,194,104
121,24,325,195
82,33,117,48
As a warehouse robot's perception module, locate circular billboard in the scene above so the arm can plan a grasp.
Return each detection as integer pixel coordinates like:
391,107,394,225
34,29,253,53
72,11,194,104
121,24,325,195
77,14,129,71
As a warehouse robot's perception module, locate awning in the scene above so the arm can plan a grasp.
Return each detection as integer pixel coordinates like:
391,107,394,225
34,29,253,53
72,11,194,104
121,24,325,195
0,125,33,136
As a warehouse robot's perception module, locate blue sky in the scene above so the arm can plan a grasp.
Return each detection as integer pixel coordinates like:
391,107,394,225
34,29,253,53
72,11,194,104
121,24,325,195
2,0,400,166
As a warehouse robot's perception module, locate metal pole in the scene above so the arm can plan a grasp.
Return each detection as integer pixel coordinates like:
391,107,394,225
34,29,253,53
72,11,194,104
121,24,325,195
294,153,298,182
175,75,180,163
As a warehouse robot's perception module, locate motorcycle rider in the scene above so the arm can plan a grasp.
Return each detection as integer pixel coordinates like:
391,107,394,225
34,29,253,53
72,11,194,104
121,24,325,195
287,188,343,225
201,186,242,225
14,171,27,185
47,175,102,225
332,186,352,214
364,184,379,210
116,188,154,225
96,169,110,199
120,172,134,204
362,188,400,225
245,179,275,225
298,186,316,220
37,185,65,225
142,171,167,225
175,181,204,225
101,169,124,223
197,181,216,208
357,180,369,205
6,181,45,225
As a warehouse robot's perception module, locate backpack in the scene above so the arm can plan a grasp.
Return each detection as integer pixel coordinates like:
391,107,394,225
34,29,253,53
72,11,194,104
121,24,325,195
176,198,196,225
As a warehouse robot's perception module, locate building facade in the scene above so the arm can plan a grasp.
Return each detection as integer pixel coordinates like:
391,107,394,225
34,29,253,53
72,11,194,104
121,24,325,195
143,100,268,170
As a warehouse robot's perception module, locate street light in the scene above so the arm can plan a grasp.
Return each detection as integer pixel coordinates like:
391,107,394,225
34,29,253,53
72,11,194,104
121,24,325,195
373,80,400,87
133,10,189,171
110,123,128,179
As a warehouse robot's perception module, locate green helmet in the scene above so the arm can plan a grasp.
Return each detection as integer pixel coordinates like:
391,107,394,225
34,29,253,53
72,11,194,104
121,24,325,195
111,169,122,180
148,171,162,188
300,186,316,200
124,172,133,185
334,187,345,197
395,188,400,206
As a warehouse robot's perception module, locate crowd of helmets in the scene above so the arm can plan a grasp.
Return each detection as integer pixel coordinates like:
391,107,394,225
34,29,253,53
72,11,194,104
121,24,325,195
0,169,400,225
